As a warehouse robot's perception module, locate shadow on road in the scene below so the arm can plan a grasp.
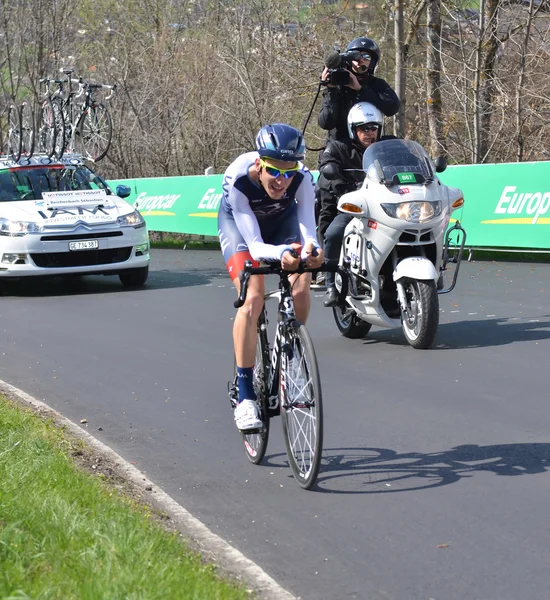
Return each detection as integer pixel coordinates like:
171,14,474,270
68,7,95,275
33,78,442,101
0,267,228,298
358,316,550,349
290,442,550,493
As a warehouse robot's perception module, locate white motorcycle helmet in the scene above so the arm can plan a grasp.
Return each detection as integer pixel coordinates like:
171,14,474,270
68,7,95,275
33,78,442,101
347,102,384,143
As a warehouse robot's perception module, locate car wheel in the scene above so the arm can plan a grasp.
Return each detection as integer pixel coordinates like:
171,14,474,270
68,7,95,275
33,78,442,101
119,266,149,287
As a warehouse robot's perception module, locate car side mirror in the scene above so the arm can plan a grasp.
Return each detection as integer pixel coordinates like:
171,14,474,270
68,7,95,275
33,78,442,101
116,184,132,198
321,163,340,180
434,156,447,173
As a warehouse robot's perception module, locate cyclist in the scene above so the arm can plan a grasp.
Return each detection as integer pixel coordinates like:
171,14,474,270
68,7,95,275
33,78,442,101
218,123,324,431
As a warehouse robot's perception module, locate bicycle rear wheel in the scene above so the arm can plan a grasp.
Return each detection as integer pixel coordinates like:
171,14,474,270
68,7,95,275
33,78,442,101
20,100,35,159
38,99,56,158
78,103,112,161
237,310,270,464
280,324,323,490
8,103,22,162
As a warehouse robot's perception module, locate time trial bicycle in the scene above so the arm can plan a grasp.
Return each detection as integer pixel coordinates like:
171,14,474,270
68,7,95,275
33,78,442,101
228,258,349,490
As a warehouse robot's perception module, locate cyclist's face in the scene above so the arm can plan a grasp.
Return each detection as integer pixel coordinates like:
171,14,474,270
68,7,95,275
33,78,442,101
256,158,298,199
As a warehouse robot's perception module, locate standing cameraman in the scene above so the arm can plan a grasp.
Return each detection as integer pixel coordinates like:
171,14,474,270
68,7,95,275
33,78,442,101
318,37,400,145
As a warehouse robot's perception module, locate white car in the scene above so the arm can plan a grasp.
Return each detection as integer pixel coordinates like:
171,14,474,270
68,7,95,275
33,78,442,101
0,153,150,286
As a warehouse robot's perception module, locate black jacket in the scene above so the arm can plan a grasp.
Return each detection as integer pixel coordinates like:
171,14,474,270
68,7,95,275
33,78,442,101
316,139,365,240
318,75,400,144
315,135,397,241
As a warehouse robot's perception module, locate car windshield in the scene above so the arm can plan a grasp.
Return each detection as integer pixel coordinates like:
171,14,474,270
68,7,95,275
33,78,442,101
362,139,435,186
0,165,111,202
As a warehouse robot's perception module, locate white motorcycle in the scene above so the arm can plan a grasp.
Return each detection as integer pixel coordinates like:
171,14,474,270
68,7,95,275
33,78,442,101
332,138,467,349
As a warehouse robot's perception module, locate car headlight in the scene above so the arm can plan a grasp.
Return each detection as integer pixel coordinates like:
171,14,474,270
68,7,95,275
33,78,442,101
381,201,441,223
0,217,43,236
117,210,146,228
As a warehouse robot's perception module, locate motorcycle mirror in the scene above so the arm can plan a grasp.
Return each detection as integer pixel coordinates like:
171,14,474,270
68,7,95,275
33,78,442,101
434,156,447,173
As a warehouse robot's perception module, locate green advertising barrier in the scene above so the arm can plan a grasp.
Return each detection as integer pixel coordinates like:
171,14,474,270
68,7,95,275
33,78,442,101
438,162,550,249
109,160,550,249
108,175,225,237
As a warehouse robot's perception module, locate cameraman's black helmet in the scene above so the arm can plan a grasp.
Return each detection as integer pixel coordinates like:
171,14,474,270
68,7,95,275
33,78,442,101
346,37,380,74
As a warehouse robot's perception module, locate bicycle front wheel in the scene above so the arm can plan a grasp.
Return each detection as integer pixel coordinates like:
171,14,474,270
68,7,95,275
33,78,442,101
280,324,323,490
8,103,22,162
78,103,112,161
20,100,35,159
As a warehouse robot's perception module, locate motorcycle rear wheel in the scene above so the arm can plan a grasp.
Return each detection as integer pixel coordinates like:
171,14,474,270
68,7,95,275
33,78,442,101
333,305,372,339
400,278,439,349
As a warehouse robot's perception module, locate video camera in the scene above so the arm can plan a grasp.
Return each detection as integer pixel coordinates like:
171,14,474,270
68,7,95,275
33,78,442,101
322,50,363,86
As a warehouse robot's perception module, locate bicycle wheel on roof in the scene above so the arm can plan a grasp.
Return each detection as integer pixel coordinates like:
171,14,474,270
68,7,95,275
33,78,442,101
8,103,22,162
20,100,35,159
77,103,112,161
280,324,323,490
51,98,65,160
38,98,56,158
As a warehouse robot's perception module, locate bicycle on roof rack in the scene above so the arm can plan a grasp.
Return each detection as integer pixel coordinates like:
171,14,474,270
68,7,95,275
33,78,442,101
228,257,351,490
39,68,115,162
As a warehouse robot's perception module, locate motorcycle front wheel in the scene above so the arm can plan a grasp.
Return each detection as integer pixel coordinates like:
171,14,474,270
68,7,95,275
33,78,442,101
400,278,439,349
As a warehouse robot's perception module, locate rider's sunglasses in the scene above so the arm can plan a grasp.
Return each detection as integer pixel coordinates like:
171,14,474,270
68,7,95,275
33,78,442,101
357,124,379,132
259,158,299,179
358,53,372,61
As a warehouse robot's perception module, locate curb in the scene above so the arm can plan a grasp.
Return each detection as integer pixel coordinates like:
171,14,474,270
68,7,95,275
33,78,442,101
0,379,297,600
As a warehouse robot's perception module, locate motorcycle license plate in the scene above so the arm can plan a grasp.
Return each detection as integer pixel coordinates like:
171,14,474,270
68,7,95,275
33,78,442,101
68,240,99,251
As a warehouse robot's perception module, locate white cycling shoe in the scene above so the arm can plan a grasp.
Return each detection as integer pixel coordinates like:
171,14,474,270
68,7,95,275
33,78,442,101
234,399,263,431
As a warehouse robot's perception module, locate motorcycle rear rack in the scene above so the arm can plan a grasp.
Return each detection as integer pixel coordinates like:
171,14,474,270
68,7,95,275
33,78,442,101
439,220,467,294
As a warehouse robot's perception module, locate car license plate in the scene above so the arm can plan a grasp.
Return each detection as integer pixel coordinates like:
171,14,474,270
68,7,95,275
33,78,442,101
69,240,99,251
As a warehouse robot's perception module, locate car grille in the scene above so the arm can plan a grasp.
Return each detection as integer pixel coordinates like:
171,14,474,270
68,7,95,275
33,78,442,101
40,231,123,241
31,247,132,268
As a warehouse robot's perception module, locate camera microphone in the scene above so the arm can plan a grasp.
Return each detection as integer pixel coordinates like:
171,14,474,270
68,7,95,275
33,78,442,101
324,51,342,70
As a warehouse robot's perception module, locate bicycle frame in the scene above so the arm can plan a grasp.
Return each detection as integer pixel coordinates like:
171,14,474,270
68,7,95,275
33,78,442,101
262,276,303,413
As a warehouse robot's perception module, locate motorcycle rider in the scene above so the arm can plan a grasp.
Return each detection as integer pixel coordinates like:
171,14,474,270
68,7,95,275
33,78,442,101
317,102,391,307
318,37,399,145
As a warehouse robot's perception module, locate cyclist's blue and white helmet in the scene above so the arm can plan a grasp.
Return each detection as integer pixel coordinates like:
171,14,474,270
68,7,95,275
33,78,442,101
255,123,305,162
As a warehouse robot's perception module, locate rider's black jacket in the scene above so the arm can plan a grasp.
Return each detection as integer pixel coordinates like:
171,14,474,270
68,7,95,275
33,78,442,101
316,139,364,242
315,135,397,243
318,75,400,145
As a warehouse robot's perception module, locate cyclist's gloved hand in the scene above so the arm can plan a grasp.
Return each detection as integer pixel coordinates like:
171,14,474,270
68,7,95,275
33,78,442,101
281,243,302,271
304,241,324,269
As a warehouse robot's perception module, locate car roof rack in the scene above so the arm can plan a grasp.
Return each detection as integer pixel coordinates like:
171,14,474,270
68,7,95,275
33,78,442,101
0,153,85,167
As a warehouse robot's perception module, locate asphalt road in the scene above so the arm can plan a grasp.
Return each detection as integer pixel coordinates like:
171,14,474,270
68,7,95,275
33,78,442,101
1,249,550,600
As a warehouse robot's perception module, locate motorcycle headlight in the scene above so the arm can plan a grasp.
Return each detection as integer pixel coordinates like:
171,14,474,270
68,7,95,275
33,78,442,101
0,217,43,236
381,201,441,223
117,210,146,228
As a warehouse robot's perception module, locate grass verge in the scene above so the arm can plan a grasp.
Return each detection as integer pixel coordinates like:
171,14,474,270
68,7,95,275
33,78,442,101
0,395,249,600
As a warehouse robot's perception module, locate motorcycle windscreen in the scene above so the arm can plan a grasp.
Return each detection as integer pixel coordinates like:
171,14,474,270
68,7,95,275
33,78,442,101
362,139,435,186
